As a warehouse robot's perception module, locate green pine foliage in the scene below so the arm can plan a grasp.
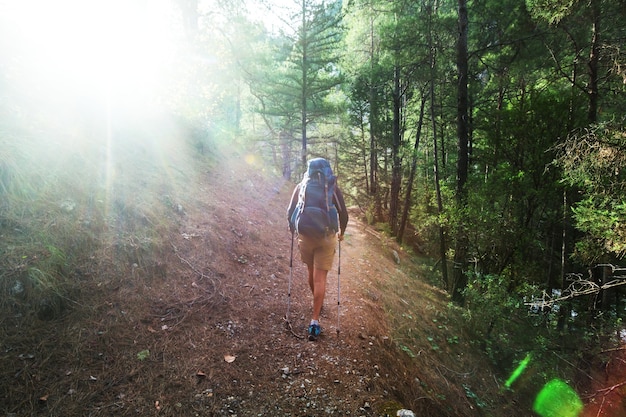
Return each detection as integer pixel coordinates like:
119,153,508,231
555,121,626,262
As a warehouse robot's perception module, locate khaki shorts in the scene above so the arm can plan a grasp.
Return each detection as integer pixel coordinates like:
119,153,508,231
298,233,337,271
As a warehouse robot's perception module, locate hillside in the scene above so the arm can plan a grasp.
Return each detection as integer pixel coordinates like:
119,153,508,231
1,131,529,416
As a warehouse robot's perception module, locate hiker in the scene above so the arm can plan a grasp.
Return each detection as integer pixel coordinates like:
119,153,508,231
287,158,348,340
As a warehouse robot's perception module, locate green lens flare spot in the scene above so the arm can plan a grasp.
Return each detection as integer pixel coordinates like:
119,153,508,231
505,353,532,389
533,379,583,417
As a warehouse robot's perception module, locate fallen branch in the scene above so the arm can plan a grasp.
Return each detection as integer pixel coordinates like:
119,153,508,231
284,316,305,339
525,268,626,309
171,243,215,281
596,380,626,396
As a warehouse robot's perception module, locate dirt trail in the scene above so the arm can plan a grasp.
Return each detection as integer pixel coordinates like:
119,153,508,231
172,157,404,415
170,145,490,416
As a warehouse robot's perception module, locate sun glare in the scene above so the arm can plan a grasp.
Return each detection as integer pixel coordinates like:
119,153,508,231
1,0,180,114
248,0,297,34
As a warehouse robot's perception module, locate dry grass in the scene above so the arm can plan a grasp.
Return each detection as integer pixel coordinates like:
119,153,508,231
0,111,196,315
0,112,210,414
344,227,552,416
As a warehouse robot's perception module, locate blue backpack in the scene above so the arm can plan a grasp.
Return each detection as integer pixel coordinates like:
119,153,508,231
291,158,339,238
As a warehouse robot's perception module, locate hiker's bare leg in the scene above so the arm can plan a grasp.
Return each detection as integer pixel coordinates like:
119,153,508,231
312,268,328,322
307,264,315,293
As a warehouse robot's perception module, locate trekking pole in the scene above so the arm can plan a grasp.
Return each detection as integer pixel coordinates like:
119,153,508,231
284,230,304,340
286,230,294,323
337,239,341,336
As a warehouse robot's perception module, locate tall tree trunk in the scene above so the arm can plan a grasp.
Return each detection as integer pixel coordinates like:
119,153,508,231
452,0,469,302
390,64,402,235
300,0,308,168
280,131,292,179
368,12,382,221
428,20,448,288
177,0,198,42
587,0,600,124
557,189,569,332
398,94,426,244
369,105,378,197
432,88,448,288
360,114,370,192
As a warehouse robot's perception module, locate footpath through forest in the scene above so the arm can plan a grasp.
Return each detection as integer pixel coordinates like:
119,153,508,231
1,144,522,416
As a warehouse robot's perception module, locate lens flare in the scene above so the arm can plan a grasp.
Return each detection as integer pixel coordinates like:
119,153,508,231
505,353,532,389
533,379,583,417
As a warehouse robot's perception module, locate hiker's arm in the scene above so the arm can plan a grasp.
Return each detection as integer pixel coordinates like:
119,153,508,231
334,187,348,236
286,184,300,231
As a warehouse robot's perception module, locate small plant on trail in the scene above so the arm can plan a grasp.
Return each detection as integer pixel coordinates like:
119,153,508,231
426,336,440,351
447,335,459,345
137,349,150,361
400,344,416,358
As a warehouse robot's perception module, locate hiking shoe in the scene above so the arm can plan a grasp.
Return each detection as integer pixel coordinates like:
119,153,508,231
308,323,321,341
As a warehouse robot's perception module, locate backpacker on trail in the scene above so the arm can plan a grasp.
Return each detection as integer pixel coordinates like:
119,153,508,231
289,158,339,239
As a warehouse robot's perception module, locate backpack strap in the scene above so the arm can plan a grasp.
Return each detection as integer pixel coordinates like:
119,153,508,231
323,173,330,213
295,178,307,227
294,170,315,231
298,179,307,207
